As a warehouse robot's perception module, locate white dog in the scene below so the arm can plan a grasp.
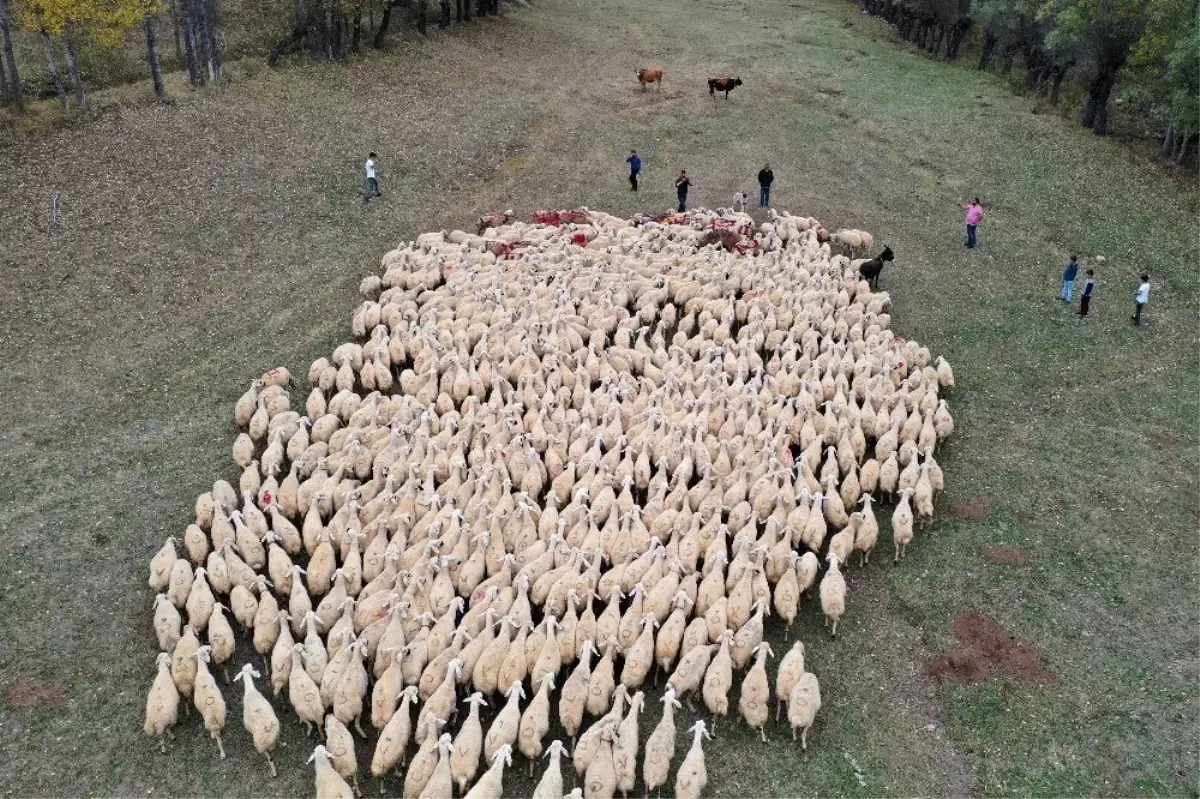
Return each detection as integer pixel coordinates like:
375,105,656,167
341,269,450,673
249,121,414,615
732,191,749,213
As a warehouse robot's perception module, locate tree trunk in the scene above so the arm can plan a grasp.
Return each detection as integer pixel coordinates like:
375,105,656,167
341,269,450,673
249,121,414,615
0,50,8,104
417,0,428,34
269,25,307,65
974,34,993,69
145,15,168,100
1174,133,1194,165
179,0,204,85
0,0,22,110
1049,61,1071,105
331,2,346,59
373,1,393,48
477,0,487,16
1001,45,1016,75
351,6,362,52
201,0,222,80
168,0,183,59
1081,53,1124,135
41,30,68,110
63,29,85,109
439,0,450,28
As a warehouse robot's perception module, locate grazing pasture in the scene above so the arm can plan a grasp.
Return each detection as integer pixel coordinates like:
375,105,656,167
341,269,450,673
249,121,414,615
0,0,1195,796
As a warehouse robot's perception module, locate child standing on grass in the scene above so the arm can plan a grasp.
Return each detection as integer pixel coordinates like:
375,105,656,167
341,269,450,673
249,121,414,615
1132,274,1150,326
1078,269,1095,318
1060,255,1079,302
364,152,381,202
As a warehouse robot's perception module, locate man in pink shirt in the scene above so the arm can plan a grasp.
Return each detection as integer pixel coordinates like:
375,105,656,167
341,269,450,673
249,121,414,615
962,197,984,248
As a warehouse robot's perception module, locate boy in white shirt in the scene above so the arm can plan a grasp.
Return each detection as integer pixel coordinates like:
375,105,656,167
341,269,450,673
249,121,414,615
364,152,381,202
1132,274,1150,326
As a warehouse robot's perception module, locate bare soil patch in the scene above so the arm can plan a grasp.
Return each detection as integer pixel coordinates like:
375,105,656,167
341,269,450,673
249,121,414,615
949,497,990,519
981,546,1032,566
1147,430,1179,451
4,680,66,710
927,614,1055,685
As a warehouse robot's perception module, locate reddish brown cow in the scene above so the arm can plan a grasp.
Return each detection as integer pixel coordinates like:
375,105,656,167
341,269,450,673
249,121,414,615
636,67,664,90
476,209,514,234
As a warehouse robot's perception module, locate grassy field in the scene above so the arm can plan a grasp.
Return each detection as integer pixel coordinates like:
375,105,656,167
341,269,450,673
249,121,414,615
0,0,1197,796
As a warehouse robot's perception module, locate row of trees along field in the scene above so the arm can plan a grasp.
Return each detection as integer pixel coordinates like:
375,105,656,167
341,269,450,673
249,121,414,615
859,0,1199,163
0,0,1195,164
0,0,501,111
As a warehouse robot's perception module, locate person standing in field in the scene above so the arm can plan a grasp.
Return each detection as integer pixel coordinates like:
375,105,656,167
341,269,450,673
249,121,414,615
1078,269,1095,318
627,150,642,191
1132,274,1150,326
757,163,774,207
675,170,691,212
961,197,984,248
1060,255,1080,302
364,152,381,202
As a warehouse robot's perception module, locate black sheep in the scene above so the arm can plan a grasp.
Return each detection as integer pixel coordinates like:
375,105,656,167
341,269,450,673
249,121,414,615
858,246,894,288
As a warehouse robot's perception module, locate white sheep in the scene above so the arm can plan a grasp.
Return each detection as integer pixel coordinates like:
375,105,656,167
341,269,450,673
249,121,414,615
234,664,281,777
775,640,806,722
674,720,713,799
787,671,822,749
308,744,354,799
464,743,513,799
642,687,681,795
144,652,179,754
189,646,227,759
738,642,773,742
531,739,568,799
820,553,847,637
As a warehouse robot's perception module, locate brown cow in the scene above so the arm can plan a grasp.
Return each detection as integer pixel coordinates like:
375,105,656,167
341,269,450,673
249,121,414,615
477,209,514,234
708,76,743,98
636,67,664,90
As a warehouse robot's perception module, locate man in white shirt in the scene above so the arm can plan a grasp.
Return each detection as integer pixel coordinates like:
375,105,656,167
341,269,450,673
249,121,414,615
364,152,381,202
1132,273,1150,326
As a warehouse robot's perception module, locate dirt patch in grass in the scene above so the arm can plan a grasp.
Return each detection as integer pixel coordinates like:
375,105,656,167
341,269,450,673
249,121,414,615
927,614,1056,685
949,497,990,519
981,546,1032,566
1147,430,1180,450
4,680,67,710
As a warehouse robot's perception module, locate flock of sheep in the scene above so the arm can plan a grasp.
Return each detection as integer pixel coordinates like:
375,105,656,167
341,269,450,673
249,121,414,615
144,206,956,799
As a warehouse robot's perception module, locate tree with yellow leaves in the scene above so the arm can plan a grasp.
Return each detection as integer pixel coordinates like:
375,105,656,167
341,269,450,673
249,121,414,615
22,0,170,109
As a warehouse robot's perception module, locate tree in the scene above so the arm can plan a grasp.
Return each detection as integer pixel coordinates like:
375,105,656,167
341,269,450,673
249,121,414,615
0,0,23,109
1160,24,1198,161
144,11,166,99
1042,0,1155,134
22,0,162,109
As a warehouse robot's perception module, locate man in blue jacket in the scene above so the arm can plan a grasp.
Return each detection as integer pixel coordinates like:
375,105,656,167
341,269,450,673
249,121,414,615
627,150,642,191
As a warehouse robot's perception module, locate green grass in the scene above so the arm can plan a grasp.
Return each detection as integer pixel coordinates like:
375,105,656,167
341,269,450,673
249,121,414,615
0,0,1197,796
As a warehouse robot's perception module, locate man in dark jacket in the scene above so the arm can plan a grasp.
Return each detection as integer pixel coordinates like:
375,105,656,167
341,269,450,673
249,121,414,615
626,150,642,191
675,170,691,212
757,163,774,207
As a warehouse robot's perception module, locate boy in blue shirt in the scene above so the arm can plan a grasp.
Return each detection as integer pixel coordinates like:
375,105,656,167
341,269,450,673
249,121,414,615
1078,269,1095,318
1060,255,1079,302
